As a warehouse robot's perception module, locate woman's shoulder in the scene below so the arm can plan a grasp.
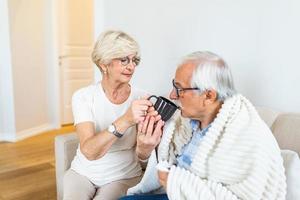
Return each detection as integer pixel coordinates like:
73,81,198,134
72,82,99,101
130,86,149,99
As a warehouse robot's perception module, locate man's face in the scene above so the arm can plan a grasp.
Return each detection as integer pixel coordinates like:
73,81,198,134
169,62,206,119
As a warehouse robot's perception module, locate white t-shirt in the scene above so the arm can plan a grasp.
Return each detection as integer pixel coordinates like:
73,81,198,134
70,82,148,186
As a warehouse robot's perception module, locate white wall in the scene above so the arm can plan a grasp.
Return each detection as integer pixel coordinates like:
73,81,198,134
95,0,300,113
0,0,57,141
0,0,16,141
8,0,49,133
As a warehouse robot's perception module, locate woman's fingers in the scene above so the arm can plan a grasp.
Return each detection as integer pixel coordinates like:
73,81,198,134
154,114,161,122
141,115,150,134
132,99,152,113
132,103,152,123
153,120,164,140
146,106,160,121
137,99,152,107
140,117,164,137
145,117,155,137
137,121,143,134
135,105,149,115
147,106,155,112
147,110,158,117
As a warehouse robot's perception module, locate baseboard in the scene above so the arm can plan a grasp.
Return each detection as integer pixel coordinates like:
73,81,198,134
0,123,57,142
15,123,55,142
0,133,16,142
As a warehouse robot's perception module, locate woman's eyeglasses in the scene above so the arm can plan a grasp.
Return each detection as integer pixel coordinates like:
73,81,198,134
116,56,140,66
172,79,200,98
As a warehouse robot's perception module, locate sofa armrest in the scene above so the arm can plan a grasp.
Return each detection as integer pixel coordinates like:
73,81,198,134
55,132,79,200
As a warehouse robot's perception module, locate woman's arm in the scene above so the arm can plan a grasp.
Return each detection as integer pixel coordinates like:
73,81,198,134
76,114,131,160
77,99,153,160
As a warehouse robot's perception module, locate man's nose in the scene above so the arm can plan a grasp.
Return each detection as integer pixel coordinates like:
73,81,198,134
169,88,177,100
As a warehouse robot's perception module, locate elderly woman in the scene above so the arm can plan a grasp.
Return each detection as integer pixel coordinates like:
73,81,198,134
125,51,286,200
63,30,164,200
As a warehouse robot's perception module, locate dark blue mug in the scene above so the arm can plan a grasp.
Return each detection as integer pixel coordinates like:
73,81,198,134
148,95,179,122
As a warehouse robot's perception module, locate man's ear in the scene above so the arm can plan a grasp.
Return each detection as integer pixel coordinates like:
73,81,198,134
205,90,218,103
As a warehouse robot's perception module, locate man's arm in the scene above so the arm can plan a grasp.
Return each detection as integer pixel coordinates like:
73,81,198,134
166,166,239,200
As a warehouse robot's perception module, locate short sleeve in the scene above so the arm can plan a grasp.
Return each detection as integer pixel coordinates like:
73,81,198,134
132,87,149,100
72,89,94,125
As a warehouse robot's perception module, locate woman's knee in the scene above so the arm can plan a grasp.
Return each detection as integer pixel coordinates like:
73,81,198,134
63,169,96,200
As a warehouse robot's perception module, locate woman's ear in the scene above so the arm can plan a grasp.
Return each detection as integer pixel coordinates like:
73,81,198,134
99,64,107,74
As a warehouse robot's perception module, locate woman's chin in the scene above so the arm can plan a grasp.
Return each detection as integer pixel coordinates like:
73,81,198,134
122,74,133,80
119,75,132,83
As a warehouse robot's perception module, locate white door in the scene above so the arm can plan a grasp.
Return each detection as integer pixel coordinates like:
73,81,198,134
58,0,94,124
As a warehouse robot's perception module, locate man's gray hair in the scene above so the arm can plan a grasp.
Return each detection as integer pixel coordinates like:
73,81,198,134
181,51,236,101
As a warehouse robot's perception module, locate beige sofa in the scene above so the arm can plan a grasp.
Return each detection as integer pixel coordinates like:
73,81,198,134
54,107,300,200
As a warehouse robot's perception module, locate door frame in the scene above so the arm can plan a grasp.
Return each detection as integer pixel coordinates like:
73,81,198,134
48,0,61,129
49,0,105,126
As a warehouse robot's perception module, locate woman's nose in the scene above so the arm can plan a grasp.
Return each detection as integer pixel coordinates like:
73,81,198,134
126,61,135,71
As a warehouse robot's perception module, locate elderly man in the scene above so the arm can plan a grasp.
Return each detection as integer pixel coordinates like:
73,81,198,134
123,51,286,200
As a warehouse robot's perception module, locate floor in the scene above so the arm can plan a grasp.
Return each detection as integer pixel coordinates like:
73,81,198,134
0,126,75,200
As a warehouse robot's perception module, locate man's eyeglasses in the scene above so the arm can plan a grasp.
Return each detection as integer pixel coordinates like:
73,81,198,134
172,79,200,98
115,56,140,66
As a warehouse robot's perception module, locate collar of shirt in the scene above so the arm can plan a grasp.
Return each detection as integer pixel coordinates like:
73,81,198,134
190,120,199,131
190,119,211,136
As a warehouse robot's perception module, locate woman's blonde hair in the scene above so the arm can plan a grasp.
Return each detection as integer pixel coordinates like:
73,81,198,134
91,30,140,70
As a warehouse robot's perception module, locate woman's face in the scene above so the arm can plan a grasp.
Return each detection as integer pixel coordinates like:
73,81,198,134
106,54,140,83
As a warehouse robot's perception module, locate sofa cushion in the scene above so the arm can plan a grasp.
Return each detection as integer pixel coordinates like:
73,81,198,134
281,150,300,200
272,114,300,155
256,106,280,128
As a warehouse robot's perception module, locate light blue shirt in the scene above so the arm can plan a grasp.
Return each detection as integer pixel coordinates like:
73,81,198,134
176,120,210,170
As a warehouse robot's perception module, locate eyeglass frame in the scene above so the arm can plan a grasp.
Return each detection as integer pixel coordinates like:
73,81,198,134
172,79,201,98
114,56,141,67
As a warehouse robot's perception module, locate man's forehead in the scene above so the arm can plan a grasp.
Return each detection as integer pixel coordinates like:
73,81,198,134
175,62,197,85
